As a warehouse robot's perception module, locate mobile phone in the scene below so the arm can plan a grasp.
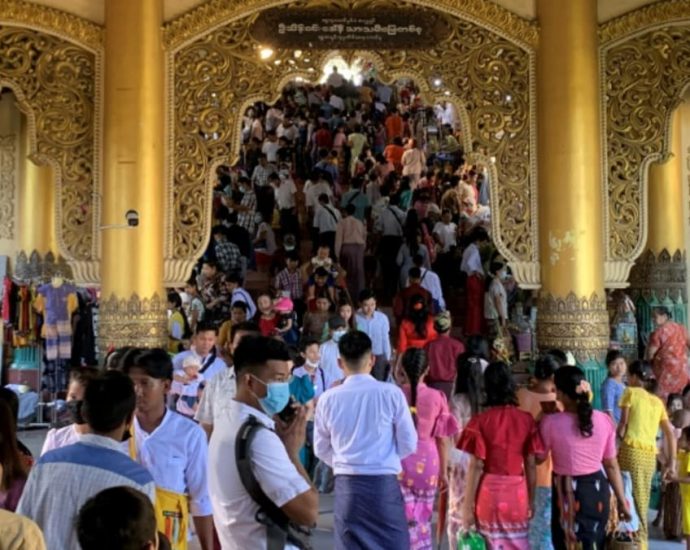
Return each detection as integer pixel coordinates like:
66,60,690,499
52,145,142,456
278,396,298,423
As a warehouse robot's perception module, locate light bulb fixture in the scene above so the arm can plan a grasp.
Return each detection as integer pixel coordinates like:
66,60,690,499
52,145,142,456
259,47,274,60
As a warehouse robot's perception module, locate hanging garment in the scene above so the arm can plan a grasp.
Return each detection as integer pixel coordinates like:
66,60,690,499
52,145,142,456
34,283,78,361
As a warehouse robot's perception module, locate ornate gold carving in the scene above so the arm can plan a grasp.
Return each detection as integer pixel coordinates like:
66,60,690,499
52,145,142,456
537,292,610,361
13,250,73,281
0,26,97,265
164,0,538,50
98,293,169,352
603,24,690,261
169,0,535,281
628,248,687,302
599,0,690,45
0,0,103,51
0,133,17,239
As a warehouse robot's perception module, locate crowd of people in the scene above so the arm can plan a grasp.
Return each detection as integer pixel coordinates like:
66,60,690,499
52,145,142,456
2,66,690,550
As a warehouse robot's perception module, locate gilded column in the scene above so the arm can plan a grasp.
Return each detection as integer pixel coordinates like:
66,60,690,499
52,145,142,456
629,108,687,338
99,0,167,351
536,0,610,368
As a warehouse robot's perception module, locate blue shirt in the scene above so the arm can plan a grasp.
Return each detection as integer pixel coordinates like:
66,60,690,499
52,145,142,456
356,311,392,360
340,190,370,221
601,377,625,424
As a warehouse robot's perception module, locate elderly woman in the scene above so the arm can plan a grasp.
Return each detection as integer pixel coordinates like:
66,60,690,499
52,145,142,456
646,306,690,400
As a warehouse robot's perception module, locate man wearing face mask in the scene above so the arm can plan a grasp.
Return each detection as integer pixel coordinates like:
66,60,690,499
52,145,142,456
319,316,348,386
208,335,318,549
17,371,155,550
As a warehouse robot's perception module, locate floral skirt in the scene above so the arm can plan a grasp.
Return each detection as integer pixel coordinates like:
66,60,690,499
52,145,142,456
529,486,554,550
475,473,530,550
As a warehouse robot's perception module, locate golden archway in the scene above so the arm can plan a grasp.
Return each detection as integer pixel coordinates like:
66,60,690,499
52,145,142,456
600,0,690,287
0,0,103,283
165,0,539,287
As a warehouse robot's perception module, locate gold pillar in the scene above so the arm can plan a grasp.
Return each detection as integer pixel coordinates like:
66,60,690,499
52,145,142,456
99,0,167,350
18,117,57,256
536,0,609,360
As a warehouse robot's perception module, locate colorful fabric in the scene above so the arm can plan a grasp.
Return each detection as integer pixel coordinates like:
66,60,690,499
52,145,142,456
400,440,439,550
618,386,668,452
618,443,657,550
458,406,543,476
275,268,303,300
648,320,690,400
552,470,610,550
475,473,529,549
43,321,72,362
679,449,690,535
528,486,553,550
397,318,438,355
333,474,409,550
447,449,470,550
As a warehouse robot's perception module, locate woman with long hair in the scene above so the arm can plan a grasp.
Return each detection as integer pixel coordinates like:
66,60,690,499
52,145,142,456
397,210,430,289
397,294,437,356
517,354,561,550
458,362,542,549
0,400,29,511
167,290,191,354
646,306,690,400
540,366,631,549
446,353,486,549
398,348,459,549
617,360,677,549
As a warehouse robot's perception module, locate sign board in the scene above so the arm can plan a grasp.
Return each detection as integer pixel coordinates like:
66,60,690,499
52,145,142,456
251,8,452,50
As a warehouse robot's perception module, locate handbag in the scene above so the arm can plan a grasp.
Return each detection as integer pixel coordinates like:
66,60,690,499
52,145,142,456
607,530,641,549
457,530,486,550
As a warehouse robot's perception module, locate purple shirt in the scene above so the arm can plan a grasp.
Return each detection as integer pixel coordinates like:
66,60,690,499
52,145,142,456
539,410,617,476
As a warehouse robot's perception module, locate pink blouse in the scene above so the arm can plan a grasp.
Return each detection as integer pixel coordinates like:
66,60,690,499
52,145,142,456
402,383,459,441
539,410,617,476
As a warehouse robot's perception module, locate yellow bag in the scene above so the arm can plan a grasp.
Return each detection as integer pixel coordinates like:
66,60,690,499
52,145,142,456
129,431,189,550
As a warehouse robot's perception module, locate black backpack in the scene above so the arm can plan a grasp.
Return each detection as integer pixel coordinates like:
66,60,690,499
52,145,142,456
235,416,312,550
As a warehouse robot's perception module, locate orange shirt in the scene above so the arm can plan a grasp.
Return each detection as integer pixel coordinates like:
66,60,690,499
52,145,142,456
385,115,403,142
384,144,405,170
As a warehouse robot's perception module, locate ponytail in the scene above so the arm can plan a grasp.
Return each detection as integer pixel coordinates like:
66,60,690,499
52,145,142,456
576,394,594,438
554,366,594,438
401,348,428,426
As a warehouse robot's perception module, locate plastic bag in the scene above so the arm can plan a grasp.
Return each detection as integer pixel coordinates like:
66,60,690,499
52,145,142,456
457,530,486,550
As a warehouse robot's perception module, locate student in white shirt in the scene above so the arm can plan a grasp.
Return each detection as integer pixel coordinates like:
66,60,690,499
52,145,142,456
412,254,447,313
460,227,490,335
484,261,509,340
314,193,341,255
314,331,417,550
208,335,318,549
195,321,260,438
319,316,348,386
122,348,214,550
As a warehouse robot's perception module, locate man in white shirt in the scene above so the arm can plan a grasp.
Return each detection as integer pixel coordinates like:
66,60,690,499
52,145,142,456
195,321,260,438
314,193,341,256
355,289,392,381
375,193,406,301
225,273,257,318
17,371,156,550
433,208,459,290
460,227,490,335
122,349,214,550
208,335,318,549
319,316,347,386
326,66,344,89
272,171,299,241
314,331,417,550
261,131,280,164
412,254,447,313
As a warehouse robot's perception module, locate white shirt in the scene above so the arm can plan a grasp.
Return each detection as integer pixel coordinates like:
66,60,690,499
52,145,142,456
126,410,212,517
292,365,331,399
40,424,80,455
433,221,458,252
484,277,508,321
376,205,405,237
261,140,280,163
18,434,155,550
195,367,237,427
276,124,298,143
461,243,484,275
329,94,345,111
208,400,311,550
314,203,341,233
172,350,227,382
417,268,446,311
314,374,417,475
319,339,343,387
274,178,297,210
305,180,333,209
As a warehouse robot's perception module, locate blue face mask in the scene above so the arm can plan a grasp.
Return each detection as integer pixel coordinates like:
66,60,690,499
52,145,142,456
252,376,291,417
332,329,347,343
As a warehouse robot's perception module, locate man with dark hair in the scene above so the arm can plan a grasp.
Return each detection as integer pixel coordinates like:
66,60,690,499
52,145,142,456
211,224,242,275
208,335,318,548
198,259,230,325
314,331,416,549
195,321,261,438
355,289,392,381
314,192,340,256
122,349,214,550
17,371,155,550
77,487,159,550
460,227,490,335
224,272,257,318
392,266,433,325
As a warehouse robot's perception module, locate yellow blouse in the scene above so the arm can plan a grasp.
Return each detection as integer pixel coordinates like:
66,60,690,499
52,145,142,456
619,386,668,452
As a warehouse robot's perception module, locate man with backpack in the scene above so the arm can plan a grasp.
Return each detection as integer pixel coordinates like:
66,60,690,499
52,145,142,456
208,335,318,549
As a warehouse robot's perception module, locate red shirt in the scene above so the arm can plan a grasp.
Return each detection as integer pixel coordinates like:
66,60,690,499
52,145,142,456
458,405,544,476
393,284,432,322
397,317,437,355
258,315,280,337
424,334,465,382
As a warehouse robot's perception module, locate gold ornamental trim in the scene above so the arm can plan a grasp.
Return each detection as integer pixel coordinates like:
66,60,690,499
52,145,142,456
629,248,687,297
0,134,17,240
600,0,690,45
537,292,610,362
14,250,73,281
0,0,103,51
98,293,168,352
164,0,538,50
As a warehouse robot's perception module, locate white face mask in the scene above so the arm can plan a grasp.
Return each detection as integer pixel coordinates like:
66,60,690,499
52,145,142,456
305,359,319,369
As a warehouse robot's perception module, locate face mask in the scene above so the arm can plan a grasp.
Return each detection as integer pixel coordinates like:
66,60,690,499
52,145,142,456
333,329,347,343
305,359,320,369
498,270,509,281
66,400,85,425
252,376,291,417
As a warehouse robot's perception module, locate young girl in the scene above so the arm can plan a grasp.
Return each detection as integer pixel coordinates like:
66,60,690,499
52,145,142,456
601,349,627,424
618,360,677,549
167,291,191,354
274,296,298,346
398,348,459,549
337,300,357,332
41,367,99,454
254,292,279,337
